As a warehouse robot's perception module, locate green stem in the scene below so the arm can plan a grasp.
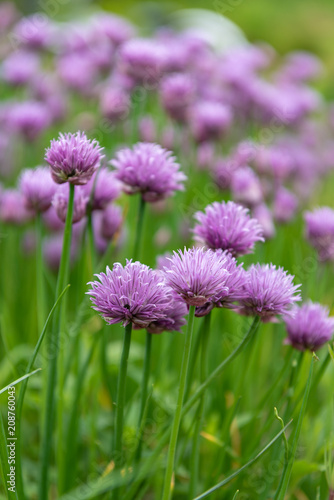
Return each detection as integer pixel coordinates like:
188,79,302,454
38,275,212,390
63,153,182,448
135,331,152,462
35,212,46,335
124,316,260,500
39,183,75,500
185,317,206,401
162,305,196,500
274,354,315,500
189,312,211,499
87,211,96,272
114,323,132,466
133,197,146,261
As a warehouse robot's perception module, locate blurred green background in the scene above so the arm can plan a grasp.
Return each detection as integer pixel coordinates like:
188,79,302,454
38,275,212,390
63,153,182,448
15,0,334,96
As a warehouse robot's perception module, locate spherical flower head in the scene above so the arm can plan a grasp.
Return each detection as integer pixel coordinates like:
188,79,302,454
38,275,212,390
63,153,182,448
44,233,78,271
160,73,196,122
92,13,135,45
14,14,53,49
45,131,104,185
0,189,32,225
284,301,334,351
19,166,56,213
138,116,156,143
253,203,276,240
8,100,50,141
2,50,40,86
146,293,188,334
100,204,123,241
111,142,186,202
82,168,121,211
273,187,298,224
119,38,167,85
195,250,249,317
163,247,230,306
189,101,233,143
304,207,334,262
193,201,264,257
52,185,88,224
87,261,173,328
237,263,301,322
231,166,263,208
99,87,130,122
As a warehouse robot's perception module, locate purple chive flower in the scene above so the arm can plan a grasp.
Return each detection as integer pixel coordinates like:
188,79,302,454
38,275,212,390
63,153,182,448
13,14,53,49
304,207,334,261
44,233,78,271
193,201,264,257
146,294,188,334
253,203,276,240
231,166,263,207
2,50,40,86
87,261,173,328
42,205,64,232
57,53,97,94
162,247,230,307
237,263,301,322
0,189,31,224
52,185,88,224
93,13,135,46
7,100,50,141
19,166,56,213
195,250,249,317
82,168,121,211
99,87,130,122
119,38,167,85
160,73,196,122
273,187,298,224
111,142,186,202
284,301,334,351
189,101,233,143
45,132,104,185
138,116,156,143
100,204,123,241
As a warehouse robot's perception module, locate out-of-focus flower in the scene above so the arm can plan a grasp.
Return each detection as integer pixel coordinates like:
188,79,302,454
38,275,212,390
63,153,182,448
278,51,323,83
0,189,31,224
237,263,301,322
52,185,88,224
45,131,104,185
189,101,232,142
19,166,56,213
284,301,334,351
146,293,187,334
119,38,167,85
304,207,334,261
195,250,248,317
273,187,298,224
100,203,123,241
0,2,18,32
160,73,195,122
13,15,53,49
193,201,264,257
44,233,77,271
2,50,40,85
7,100,50,141
57,53,98,94
162,247,230,306
43,205,65,232
111,142,186,202
253,203,276,240
213,157,237,190
82,168,121,211
92,13,135,46
231,166,263,207
99,86,130,122
139,116,156,143
87,261,173,328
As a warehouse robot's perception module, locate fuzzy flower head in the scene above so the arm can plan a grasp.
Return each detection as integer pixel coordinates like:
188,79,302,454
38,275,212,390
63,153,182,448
163,247,230,306
111,142,186,202
87,261,173,328
45,131,104,185
82,168,121,211
100,204,123,241
193,201,264,257
8,100,50,141
284,301,334,351
238,263,301,322
195,250,249,317
0,189,31,225
304,207,334,262
19,166,56,213
52,185,88,224
146,294,188,334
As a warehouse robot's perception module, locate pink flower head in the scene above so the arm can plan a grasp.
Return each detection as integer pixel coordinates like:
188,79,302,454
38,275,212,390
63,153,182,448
19,166,56,213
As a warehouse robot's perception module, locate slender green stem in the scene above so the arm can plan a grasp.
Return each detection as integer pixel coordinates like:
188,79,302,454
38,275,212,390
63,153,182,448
35,212,46,335
39,183,75,500
123,316,260,500
135,331,152,461
87,211,96,272
162,305,196,500
185,317,207,401
114,323,132,467
284,350,304,422
274,354,315,500
189,312,211,499
133,197,146,261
